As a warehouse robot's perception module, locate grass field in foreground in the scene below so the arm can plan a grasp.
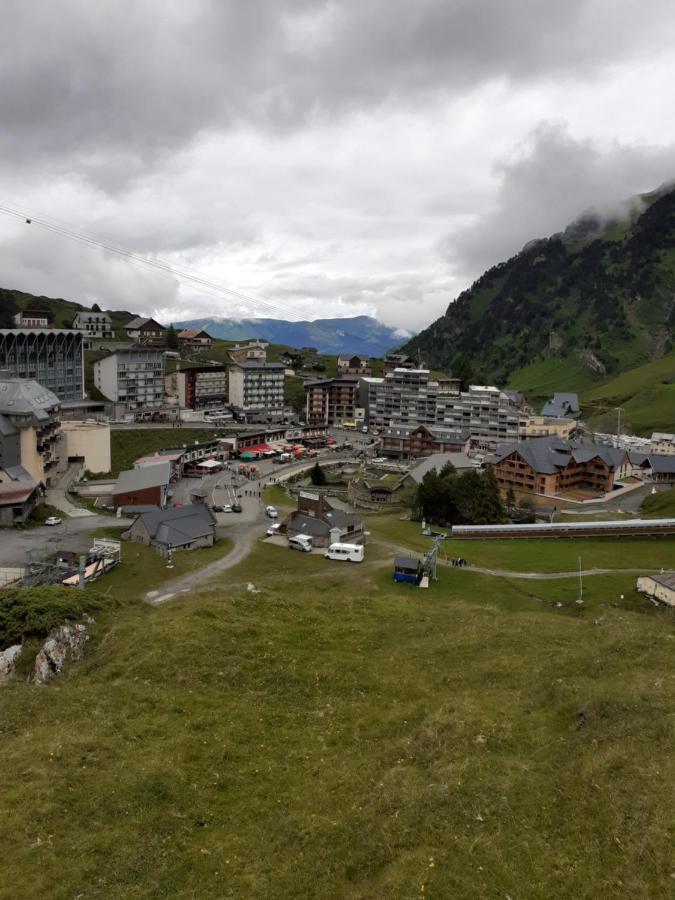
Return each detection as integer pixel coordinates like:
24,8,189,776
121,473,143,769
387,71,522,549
0,539,673,898
641,488,675,518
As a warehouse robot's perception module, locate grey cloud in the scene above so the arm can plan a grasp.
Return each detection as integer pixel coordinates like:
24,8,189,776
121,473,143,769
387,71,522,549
442,123,675,279
2,0,675,185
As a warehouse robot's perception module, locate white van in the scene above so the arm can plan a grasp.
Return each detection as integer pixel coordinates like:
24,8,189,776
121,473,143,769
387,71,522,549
265,505,278,518
324,542,364,563
288,534,313,552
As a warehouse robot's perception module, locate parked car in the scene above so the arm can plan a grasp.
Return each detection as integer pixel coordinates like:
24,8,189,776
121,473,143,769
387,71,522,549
212,505,223,513
265,505,278,519
232,503,242,513
222,504,233,513
45,516,62,526
266,523,282,537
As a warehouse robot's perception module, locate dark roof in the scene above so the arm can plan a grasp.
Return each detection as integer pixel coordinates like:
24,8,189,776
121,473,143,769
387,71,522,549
114,461,171,494
407,452,476,484
650,572,675,591
132,503,216,547
647,455,675,474
287,513,330,537
0,378,60,417
0,465,40,504
492,436,625,475
394,556,420,569
541,392,580,418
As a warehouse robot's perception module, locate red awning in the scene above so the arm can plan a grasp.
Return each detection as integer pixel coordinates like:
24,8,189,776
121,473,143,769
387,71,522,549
242,444,272,452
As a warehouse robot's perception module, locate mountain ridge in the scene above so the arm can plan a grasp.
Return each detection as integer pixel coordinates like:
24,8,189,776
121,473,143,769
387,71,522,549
402,183,675,389
174,315,410,357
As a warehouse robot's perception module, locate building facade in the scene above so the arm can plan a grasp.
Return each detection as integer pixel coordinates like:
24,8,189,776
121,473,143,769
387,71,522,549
337,355,371,376
71,310,114,339
94,349,165,410
304,377,359,426
125,317,167,346
177,329,213,349
650,432,675,455
383,353,421,374
0,329,84,401
229,342,268,364
175,366,228,409
436,384,521,446
0,376,64,486
519,415,577,440
362,368,438,429
12,311,50,328
228,362,285,415
381,424,471,458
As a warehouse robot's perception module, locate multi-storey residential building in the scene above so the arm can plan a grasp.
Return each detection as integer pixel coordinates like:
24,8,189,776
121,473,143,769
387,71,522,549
94,349,165,410
361,368,438,429
177,329,213,349
0,329,84,401
304,377,359,426
519,415,577,440
228,362,285,415
12,311,51,328
71,310,114,340
337,355,371,376
125,317,166,346
229,342,268,364
490,436,627,497
650,432,675,455
436,384,521,447
175,365,228,409
381,424,471,458
0,375,64,486
383,352,422,374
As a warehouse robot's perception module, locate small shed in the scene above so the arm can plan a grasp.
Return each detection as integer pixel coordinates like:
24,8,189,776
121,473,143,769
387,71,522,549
636,572,675,607
393,555,421,584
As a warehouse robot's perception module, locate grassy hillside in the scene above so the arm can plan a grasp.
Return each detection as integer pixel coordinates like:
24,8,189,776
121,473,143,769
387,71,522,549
0,286,133,336
404,185,675,386
1,526,674,898
640,488,675,517
507,354,602,405
581,353,675,435
109,427,225,476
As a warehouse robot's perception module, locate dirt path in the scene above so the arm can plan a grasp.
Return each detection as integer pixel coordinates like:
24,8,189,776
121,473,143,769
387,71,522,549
145,526,260,605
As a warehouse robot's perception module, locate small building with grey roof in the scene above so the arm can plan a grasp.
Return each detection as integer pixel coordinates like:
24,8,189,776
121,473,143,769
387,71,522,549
113,460,171,509
123,503,216,554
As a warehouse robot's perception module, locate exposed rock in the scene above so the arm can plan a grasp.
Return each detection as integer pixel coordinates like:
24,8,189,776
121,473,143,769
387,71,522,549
0,645,22,685
32,620,92,684
575,348,607,375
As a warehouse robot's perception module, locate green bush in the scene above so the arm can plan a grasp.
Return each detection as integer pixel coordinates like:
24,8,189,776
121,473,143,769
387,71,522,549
0,586,103,650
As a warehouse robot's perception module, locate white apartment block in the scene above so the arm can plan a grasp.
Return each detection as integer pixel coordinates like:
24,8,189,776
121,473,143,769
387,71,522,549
360,369,522,446
228,362,284,413
94,349,165,410
71,310,114,339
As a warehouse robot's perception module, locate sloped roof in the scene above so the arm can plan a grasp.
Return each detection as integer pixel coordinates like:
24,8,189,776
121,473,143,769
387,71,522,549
132,503,216,547
394,556,420,569
0,465,40,504
0,378,60,417
649,572,675,591
648,455,675,474
114,461,171,495
125,316,149,329
651,432,675,442
407,452,477,484
541,391,580,418
178,329,211,340
492,436,625,475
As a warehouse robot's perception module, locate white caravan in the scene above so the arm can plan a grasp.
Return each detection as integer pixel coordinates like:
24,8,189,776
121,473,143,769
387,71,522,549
324,542,364,563
288,534,313,552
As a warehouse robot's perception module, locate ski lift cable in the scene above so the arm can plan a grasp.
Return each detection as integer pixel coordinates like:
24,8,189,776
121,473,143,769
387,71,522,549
0,201,380,349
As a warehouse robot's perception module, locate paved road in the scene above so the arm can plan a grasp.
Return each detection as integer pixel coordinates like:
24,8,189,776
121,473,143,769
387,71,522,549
45,465,96,519
0,515,132,567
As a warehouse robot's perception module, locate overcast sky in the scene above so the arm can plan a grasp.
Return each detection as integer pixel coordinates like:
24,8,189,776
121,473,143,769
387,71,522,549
2,1,675,334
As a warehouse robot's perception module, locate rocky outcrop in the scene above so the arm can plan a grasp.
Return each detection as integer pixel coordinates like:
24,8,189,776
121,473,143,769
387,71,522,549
0,645,22,685
32,618,93,684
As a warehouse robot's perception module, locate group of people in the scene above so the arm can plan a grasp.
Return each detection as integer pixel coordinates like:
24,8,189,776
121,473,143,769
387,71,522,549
450,557,468,568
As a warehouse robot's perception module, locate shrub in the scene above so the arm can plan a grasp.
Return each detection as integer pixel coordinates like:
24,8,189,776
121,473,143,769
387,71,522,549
0,586,103,650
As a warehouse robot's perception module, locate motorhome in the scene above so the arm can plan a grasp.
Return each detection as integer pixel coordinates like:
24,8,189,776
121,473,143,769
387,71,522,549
325,543,364,563
288,534,313,552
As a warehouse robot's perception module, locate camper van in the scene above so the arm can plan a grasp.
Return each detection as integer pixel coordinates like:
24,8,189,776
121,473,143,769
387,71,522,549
325,542,364,563
288,534,313,553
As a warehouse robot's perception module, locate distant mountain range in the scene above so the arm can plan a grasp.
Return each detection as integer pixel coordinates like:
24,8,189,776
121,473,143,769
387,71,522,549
174,315,410,357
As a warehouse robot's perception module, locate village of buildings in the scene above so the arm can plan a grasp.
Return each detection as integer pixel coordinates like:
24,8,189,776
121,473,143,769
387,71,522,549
0,305,673,607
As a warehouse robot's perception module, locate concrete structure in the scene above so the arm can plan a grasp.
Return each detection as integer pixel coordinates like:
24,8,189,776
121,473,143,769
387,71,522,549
650,432,675,455
381,424,470,458
71,310,114,340
304,376,359,426
541,392,580,418
436,384,521,447
61,420,111,474
636,572,675,607
112,461,171,508
519,415,577,439
337,355,371,376
0,466,42,526
125,317,166,346
177,329,213,349
0,376,63,485
12,311,50,328
94,349,165,410
281,491,364,548
174,365,228,410
229,342,268,363
123,503,216,554
0,329,84,401
228,362,285,415
490,436,627,497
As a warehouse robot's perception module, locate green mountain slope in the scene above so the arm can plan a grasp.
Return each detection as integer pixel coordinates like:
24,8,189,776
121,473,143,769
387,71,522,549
404,184,675,386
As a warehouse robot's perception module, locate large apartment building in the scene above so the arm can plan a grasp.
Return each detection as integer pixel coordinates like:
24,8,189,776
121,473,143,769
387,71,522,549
436,384,521,446
304,377,360,426
0,375,64,485
0,329,84,402
361,368,438,429
94,349,165,410
175,366,228,409
228,361,285,415
490,436,627,497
